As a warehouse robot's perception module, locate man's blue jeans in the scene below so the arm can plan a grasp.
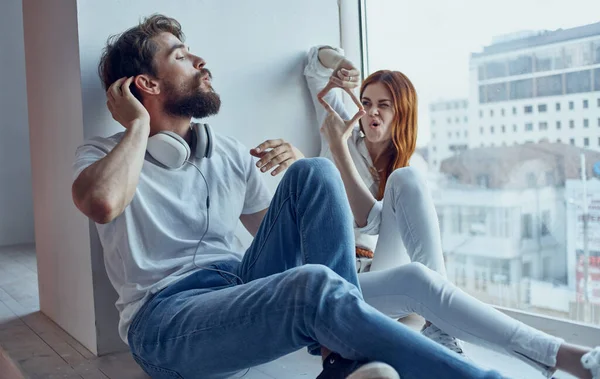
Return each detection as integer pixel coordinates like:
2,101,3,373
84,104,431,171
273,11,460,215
128,158,504,379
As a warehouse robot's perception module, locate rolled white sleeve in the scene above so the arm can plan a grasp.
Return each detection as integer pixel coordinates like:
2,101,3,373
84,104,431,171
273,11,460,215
354,200,383,236
304,45,352,138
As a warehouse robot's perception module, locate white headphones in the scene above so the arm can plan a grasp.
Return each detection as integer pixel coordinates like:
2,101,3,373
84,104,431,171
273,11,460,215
146,123,214,169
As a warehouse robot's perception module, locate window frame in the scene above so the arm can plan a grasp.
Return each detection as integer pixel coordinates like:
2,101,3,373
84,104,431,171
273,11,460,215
352,0,600,343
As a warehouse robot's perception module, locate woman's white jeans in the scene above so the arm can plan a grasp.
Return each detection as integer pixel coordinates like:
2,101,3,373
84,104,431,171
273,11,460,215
357,167,563,368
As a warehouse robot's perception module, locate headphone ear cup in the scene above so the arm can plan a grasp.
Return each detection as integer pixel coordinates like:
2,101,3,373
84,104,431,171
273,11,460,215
193,123,213,159
147,131,190,169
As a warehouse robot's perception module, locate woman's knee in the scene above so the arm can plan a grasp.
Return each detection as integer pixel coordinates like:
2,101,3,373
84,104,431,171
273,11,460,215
385,166,428,196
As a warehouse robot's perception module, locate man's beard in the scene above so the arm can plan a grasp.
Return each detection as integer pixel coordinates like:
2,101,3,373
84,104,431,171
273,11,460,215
163,75,221,119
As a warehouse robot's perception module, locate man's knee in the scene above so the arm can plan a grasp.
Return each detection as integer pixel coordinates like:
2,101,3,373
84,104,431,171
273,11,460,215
286,157,338,183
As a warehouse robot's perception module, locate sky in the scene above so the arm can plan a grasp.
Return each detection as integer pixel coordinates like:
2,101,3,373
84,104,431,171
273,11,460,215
365,0,600,147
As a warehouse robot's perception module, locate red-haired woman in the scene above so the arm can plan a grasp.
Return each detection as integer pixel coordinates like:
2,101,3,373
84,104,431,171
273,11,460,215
301,45,600,379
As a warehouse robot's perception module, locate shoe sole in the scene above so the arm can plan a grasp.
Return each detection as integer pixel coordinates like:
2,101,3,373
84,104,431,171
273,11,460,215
346,362,400,379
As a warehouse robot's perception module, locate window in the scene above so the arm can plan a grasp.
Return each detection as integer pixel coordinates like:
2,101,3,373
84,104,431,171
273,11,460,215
584,99,589,108
455,117,460,123
477,174,490,188
541,210,551,236
522,214,533,239
566,70,592,94
432,146,437,152
584,118,589,128
448,132,452,138
490,110,494,117
536,74,562,97
447,117,452,124
526,172,537,188
432,133,436,139
598,118,600,127
456,131,460,137
490,126,495,134
585,137,590,147
464,116,468,123
511,79,534,99
464,130,468,137
363,0,600,329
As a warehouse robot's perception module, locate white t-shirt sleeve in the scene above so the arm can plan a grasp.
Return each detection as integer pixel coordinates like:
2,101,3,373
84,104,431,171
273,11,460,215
241,150,272,215
354,200,383,235
72,141,109,182
304,45,352,135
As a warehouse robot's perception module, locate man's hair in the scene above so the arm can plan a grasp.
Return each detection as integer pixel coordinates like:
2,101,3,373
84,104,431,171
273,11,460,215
98,14,184,99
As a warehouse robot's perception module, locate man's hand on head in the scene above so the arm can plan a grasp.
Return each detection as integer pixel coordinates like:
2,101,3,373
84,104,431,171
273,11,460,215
250,139,304,176
106,77,151,130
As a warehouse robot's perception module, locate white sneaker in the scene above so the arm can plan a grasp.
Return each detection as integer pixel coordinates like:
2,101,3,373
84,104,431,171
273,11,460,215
346,362,400,379
582,347,600,379
421,323,466,356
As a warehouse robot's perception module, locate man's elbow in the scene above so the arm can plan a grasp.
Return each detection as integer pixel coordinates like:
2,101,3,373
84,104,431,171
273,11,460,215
72,184,119,224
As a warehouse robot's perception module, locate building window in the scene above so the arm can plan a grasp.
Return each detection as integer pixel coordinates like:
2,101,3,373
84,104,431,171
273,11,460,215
557,138,562,143
570,120,575,128
598,98,600,107
525,123,533,131
526,172,537,188
447,117,452,124
477,174,490,188
501,108,505,116
541,210,551,235
569,101,574,110
432,119,436,126
584,119,589,127
464,130,468,137
584,99,589,108
513,124,517,132
556,121,561,129
512,106,517,115
522,214,533,239
556,102,561,111
524,105,533,113
490,126,495,134
490,110,494,117
432,133,436,139
448,132,452,138
598,137,600,146
501,125,506,133
585,137,590,147
538,104,547,112
464,116,468,123
433,160,437,166
479,110,483,118
456,131,460,137
480,126,484,135
432,146,437,152
455,117,460,123
570,138,575,145
539,122,548,130
598,118,600,127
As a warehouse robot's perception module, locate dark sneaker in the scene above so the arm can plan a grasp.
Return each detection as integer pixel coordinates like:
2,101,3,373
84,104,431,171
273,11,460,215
316,352,400,379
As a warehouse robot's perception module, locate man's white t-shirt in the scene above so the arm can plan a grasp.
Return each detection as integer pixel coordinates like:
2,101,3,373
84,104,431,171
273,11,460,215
73,131,272,344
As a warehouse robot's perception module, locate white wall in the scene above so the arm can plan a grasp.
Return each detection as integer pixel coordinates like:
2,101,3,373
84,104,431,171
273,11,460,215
24,0,342,355
0,0,34,246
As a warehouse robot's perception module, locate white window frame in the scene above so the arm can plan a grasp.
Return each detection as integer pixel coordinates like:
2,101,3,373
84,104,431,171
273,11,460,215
339,0,600,346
